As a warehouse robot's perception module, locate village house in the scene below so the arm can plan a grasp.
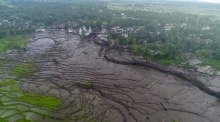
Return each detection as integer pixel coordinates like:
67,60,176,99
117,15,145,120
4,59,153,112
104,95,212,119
67,28,74,33
164,24,174,31
79,26,92,36
202,26,211,31
35,28,46,32
180,23,187,28
126,27,134,33
205,39,213,44
122,33,128,38
112,26,123,33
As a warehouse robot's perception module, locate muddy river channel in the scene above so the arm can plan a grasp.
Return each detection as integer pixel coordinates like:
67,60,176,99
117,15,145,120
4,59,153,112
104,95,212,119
3,31,220,122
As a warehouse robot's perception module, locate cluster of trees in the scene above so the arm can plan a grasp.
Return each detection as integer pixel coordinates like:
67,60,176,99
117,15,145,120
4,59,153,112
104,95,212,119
107,9,220,64
1,0,220,65
113,29,220,65
0,0,108,38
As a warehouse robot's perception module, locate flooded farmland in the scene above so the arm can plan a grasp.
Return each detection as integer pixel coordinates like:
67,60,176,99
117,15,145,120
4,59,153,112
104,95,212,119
1,31,220,122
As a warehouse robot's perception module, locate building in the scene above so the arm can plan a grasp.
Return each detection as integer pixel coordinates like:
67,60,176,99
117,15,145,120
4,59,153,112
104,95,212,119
67,28,73,33
164,24,174,31
180,23,187,28
202,26,210,31
205,39,213,44
79,26,92,36
35,28,46,32
122,33,128,38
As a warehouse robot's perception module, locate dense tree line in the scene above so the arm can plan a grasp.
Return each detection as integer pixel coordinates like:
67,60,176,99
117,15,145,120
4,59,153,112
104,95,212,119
1,0,220,66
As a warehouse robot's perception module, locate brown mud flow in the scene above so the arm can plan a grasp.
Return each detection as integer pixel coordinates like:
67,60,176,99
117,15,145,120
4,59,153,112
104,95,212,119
16,31,220,122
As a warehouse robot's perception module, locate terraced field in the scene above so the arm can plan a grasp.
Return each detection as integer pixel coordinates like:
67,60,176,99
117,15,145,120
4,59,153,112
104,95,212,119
0,31,220,122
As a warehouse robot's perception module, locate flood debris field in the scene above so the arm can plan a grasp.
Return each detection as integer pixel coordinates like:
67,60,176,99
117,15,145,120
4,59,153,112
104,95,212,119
1,31,220,122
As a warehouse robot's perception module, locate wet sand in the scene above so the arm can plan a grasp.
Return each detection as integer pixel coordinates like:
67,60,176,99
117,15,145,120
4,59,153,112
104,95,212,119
16,31,220,122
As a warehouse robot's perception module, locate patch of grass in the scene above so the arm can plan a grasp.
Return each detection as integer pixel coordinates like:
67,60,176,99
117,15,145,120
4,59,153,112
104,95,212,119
75,114,88,121
107,3,220,17
0,118,8,122
205,59,220,70
0,35,26,53
217,91,220,97
16,93,61,111
15,119,32,122
0,48,61,121
87,117,95,122
157,59,173,66
9,62,36,78
0,79,15,87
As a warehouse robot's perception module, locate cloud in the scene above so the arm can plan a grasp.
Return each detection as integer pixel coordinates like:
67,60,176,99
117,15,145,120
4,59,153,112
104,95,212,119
204,0,220,3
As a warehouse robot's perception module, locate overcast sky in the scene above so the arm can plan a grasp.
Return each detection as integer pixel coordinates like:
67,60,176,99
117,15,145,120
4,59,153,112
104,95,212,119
199,0,220,3
170,0,220,3
202,0,220,3
155,0,220,3
168,0,220,3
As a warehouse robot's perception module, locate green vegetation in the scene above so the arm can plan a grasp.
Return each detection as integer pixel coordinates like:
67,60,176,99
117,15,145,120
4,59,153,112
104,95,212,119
9,62,36,78
205,59,220,70
0,118,32,122
0,35,26,53
108,3,220,17
217,91,220,97
0,42,60,122
0,31,61,121
0,79,15,87
121,37,190,68
108,6,220,70
75,114,88,121
0,80,61,121
0,0,220,120
16,93,61,111
0,76,62,121
87,117,95,122
0,118,8,122
157,59,173,66
15,119,32,122
0,75,62,121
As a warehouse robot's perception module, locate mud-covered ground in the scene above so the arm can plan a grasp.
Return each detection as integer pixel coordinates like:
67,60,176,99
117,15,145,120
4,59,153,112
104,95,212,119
9,31,220,122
